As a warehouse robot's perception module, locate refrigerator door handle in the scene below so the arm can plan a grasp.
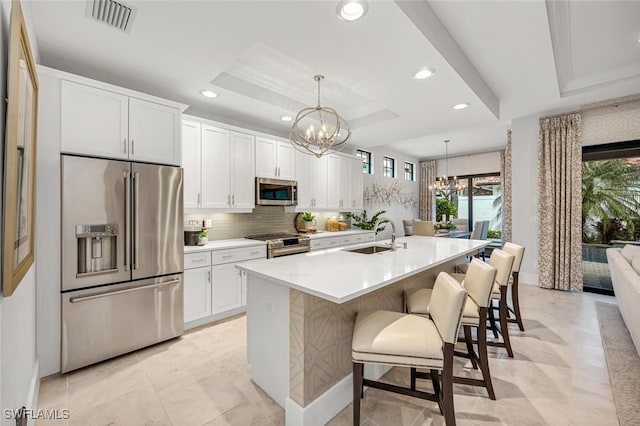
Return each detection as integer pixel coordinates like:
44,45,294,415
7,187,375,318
69,279,181,303
133,171,140,270
124,171,131,271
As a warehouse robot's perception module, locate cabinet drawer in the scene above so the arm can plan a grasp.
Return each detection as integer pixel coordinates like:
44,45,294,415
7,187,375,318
340,235,365,246
310,237,340,250
364,233,375,242
212,246,266,265
184,252,211,269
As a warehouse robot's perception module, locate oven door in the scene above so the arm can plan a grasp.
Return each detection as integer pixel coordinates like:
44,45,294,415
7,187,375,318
256,178,297,206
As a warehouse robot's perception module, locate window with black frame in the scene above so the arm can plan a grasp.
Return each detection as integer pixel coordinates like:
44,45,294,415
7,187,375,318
356,149,372,174
383,156,395,178
404,162,415,181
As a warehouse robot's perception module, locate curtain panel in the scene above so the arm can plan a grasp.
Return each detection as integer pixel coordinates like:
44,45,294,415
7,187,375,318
537,113,583,291
419,161,436,221
501,130,513,244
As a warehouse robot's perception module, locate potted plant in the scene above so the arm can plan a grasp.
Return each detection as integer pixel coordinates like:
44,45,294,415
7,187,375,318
346,210,389,235
198,228,208,245
302,212,316,230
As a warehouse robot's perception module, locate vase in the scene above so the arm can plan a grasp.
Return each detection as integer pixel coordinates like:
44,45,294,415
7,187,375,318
197,236,208,245
304,220,316,230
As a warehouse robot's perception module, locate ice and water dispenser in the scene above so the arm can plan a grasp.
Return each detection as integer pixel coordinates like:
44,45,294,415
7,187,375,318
75,224,118,277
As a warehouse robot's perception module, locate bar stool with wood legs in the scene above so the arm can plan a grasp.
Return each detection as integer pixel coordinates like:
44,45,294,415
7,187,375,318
499,242,526,331
352,272,468,426
405,259,499,399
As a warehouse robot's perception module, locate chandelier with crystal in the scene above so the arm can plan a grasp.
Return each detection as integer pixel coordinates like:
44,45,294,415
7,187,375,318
431,139,461,199
289,75,351,158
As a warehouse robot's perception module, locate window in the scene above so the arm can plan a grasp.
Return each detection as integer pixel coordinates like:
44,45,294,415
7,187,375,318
356,149,372,174
404,162,415,181
383,156,395,178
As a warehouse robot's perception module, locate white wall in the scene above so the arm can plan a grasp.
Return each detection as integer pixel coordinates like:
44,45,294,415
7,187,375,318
0,1,41,424
348,146,420,238
510,115,540,285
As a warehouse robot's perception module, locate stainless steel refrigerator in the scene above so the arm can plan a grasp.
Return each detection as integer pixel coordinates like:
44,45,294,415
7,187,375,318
60,155,184,373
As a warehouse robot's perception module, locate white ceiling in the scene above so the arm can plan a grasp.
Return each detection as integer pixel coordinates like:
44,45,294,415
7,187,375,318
28,0,640,160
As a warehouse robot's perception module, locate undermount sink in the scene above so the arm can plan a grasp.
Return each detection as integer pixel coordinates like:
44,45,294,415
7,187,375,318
347,245,392,255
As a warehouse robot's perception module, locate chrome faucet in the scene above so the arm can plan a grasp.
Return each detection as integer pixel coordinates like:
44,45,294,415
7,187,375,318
374,217,396,251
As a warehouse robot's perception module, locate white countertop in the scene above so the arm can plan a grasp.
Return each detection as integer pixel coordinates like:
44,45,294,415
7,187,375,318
184,238,266,253
303,229,373,239
237,235,490,304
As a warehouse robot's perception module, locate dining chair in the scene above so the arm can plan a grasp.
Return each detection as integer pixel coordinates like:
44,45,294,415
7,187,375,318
413,220,435,236
353,272,468,425
491,242,526,332
403,219,414,236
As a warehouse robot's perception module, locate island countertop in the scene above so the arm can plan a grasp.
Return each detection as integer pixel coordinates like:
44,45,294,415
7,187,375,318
237,235,490,304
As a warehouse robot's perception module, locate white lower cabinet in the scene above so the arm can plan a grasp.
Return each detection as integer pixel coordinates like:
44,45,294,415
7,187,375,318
183,244,266,329
211,263,242,314
184,266,212,323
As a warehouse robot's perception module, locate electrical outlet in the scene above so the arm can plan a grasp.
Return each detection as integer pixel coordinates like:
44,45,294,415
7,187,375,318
205,219,212,227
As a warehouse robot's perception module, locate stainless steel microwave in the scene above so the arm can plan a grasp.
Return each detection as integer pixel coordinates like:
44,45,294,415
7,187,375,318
256,177,298,206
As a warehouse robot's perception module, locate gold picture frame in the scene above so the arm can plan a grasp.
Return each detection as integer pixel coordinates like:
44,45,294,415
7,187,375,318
3,0,39,296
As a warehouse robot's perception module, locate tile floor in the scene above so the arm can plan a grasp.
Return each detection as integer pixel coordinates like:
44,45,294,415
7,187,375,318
37,284,620,425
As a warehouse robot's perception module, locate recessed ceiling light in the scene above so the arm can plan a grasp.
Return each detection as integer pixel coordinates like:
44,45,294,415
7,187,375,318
336,0,368,22
200,90,218,98
413,68,435,80
280,115,292,122
452,103,470,110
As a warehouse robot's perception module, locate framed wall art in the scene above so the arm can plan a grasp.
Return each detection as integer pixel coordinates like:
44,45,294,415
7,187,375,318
3,0,39,296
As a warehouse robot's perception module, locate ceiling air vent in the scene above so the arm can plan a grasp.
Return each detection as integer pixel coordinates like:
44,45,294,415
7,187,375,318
86,0,136,33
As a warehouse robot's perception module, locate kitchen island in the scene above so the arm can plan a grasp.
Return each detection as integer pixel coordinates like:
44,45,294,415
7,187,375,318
237,235,490,426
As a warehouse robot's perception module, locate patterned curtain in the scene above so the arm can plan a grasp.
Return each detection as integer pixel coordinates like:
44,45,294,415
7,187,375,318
537,113,583,291
501,130,513,244
419,161,436,221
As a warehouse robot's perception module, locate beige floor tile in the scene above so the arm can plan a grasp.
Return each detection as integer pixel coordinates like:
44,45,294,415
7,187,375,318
156,381,225,426
204,400,274,426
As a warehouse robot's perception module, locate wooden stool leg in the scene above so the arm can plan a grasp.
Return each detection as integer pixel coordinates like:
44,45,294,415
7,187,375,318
411,367,417,391
353,362,363,425
499,287,514,358
488,301,499,338
442,343,456,426
477,308,496,400
512,272,525,331
463,325,478,370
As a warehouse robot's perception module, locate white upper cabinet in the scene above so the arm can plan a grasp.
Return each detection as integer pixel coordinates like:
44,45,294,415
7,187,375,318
351,157,364,210
182,120,201,209
60,80,182,166
230,131,255,209
201,125,231,209
255,138,295,180
311,155,329,209
186,121,255,212
327,155,341,209
294,151,329,209
128,98,181,165
61,81,129,160
340,156,353,209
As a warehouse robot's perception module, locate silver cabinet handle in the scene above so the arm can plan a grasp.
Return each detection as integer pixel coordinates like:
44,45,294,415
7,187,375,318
70,279,180,303
227,194,231,205
275,166,278,177
124,171,131,271
191,258,205,263
130,139,135,155
208,270,211,282
232,194,235,205
123,138,127,154
133,172,140,270
197,193,201,206
278,167,281,177
222,254,234,259
249,251,261,255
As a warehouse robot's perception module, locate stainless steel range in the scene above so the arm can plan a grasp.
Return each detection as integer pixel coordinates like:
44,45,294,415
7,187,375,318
246,233,311,258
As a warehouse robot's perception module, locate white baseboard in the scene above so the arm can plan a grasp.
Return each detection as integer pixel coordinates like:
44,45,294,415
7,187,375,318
27,358,40,426
184,307,246,330
284,365,392,425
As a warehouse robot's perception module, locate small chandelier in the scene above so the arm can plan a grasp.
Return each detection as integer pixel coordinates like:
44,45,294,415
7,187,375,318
289,75,351,158
431,139,461,199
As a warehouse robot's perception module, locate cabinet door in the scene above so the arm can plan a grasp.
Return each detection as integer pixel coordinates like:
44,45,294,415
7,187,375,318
184,266,212,323
276,142,296,180
351,158,364,210
201,125,231,208
327,155,341,209
230,131,255,209
255,138,277,178
211,263,242,314
312,156,329,208
295,151,313,209
129,98,181,166
60,80,129,159
182,121,201,209
340,157,353,210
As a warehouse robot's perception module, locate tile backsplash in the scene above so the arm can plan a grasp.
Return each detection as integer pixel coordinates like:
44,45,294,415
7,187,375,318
184,206,351,240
